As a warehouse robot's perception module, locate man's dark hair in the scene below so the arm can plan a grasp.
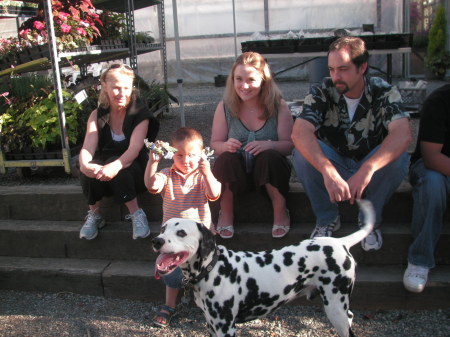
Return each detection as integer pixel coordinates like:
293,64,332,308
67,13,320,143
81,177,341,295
328,36,369,74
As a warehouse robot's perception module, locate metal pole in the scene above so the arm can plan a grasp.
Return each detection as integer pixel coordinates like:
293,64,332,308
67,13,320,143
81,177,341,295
44,0,71,173
172,0,185,126
232,0,237,58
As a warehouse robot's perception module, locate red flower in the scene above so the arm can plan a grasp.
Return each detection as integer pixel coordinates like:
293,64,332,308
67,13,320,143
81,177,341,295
33,21,45,31
19,29,30,38
61,23,72,33
58,12,70,21
76,27,87,36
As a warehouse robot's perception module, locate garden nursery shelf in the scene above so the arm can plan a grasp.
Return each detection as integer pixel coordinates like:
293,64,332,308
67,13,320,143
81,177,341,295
0,42,163,76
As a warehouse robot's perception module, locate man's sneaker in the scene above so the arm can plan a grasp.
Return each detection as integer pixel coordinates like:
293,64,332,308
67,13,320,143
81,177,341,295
126,208,150,239
310,215,341,238
361,229,383,251
80,210,105,240
403,263,429,293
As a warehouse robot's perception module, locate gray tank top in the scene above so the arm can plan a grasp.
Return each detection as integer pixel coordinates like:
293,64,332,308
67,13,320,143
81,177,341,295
225,105,279,146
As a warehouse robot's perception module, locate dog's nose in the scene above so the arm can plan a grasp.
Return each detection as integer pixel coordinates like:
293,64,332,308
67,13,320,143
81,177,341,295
152,237,165,250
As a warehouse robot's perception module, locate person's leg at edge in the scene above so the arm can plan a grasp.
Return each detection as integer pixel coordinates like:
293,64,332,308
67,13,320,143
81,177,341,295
408,160,449,269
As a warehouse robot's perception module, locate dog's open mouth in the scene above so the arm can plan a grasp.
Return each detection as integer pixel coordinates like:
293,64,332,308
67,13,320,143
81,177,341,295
154,251,189,279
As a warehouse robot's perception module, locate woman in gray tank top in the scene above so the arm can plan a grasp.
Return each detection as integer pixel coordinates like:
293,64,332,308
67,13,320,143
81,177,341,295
211,52,294,239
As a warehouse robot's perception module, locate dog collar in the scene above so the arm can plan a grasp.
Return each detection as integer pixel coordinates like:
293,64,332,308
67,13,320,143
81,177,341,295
188,248,220,285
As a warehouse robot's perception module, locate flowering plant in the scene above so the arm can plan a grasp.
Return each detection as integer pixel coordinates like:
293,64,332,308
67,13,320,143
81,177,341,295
18,0,101,52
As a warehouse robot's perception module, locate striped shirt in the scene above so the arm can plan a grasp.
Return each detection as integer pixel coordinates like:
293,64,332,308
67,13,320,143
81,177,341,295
151,165,218,228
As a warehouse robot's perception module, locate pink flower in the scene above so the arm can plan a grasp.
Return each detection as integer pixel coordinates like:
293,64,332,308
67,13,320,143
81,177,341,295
59,12,70,21
60,23,72,33
76,27,87,36
33,21,45,31
19,29,30,38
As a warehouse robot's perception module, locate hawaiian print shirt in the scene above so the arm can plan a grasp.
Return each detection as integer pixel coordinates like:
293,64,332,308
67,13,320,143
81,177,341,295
298,76,409,160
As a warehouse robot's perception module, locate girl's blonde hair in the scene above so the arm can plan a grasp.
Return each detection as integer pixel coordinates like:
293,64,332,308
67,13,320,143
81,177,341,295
223,52,282,120
98,63,137,109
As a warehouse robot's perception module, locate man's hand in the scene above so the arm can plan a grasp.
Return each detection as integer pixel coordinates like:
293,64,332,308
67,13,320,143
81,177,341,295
323,171,351,203
347,167,374,204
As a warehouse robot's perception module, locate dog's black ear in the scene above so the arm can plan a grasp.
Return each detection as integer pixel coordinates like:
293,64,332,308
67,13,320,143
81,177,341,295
196,222,216,261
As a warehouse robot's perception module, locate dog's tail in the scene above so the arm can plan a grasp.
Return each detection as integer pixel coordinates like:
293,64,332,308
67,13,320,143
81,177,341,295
341,199,375,248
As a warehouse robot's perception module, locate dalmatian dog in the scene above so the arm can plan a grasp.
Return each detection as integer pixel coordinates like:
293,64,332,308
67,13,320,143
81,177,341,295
152,200,374,337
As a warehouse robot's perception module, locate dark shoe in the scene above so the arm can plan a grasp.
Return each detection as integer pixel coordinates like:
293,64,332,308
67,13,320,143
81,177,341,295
152,305,177,328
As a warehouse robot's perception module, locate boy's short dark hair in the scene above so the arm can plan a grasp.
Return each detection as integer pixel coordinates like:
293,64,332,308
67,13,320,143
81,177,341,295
328,36,369,73
170,127,204,148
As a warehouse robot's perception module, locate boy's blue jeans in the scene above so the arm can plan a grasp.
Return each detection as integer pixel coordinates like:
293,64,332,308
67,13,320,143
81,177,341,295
161,267,184,289
408,159,450,269
292,140,410,227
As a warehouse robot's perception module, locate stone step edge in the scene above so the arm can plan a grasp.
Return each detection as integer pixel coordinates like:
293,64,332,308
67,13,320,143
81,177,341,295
0,256,449,310
1,219,449,235
0,180,414,195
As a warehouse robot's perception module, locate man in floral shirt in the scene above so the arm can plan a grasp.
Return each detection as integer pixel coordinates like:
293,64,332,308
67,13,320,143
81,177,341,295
291,36,412,251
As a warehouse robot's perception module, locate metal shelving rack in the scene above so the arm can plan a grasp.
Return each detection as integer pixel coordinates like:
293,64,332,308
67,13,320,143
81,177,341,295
0,0,167,175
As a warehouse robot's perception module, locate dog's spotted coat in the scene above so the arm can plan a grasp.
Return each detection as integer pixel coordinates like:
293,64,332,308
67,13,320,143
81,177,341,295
153,200,374,337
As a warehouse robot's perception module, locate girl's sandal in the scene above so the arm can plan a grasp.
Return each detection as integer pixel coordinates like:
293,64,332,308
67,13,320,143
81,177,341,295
216,225,234,239
152,305,177,328
216,210,234,239
272,210,290,238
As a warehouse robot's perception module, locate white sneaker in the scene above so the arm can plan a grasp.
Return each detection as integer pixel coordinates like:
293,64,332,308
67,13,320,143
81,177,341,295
361,229,383,251
403,263,429,293
310,215,341,239
126,208,150,239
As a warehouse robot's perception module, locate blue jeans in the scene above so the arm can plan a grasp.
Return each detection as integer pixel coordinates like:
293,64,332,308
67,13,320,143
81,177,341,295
408,159,450,269
292,140,410,227
161,267,184,289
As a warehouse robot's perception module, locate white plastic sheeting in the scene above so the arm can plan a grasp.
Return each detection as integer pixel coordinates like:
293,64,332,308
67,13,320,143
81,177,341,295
135,0,405,84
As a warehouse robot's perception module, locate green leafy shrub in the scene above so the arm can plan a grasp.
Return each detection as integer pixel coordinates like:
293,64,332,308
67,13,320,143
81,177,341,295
0,87,84,152
426,6,450,78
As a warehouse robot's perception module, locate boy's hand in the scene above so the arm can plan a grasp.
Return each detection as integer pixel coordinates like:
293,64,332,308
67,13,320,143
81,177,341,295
149,150,162,163
198,156,212,176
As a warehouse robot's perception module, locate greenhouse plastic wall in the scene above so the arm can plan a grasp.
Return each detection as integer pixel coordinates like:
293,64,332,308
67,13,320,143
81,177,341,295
129,0,403,84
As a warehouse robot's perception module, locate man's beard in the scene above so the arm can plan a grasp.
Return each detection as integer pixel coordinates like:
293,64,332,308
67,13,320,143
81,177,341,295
334,81,349,94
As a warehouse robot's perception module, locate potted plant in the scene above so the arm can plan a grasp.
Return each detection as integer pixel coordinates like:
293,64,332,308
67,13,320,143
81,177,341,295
136,76,178,117
93,10,127,48
0,74,87,158
425,6,450,79
18,0,101,52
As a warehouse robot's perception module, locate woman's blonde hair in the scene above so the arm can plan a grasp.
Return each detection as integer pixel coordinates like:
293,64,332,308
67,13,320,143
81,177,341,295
223,52,282,120
98,63,137,109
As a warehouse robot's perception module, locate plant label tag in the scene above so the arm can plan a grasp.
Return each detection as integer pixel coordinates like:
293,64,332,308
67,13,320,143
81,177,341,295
74,90,88,104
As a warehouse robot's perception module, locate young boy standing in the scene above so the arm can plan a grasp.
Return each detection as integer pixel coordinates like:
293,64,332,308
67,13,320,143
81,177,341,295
144,127,221,327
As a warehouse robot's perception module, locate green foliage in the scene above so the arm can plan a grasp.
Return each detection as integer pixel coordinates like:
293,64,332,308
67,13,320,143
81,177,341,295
94,10,127,42
135,76,178,115
134,31,155,44
426,6,450,78
1,87,84,152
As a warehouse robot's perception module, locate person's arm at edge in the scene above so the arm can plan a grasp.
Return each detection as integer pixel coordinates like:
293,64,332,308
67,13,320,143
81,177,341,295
421,141,450,176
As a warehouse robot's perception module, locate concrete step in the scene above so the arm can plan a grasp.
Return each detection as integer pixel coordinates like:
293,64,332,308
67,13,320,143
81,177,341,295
2,182,447,224
0,256,449,310
1,220,449,266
